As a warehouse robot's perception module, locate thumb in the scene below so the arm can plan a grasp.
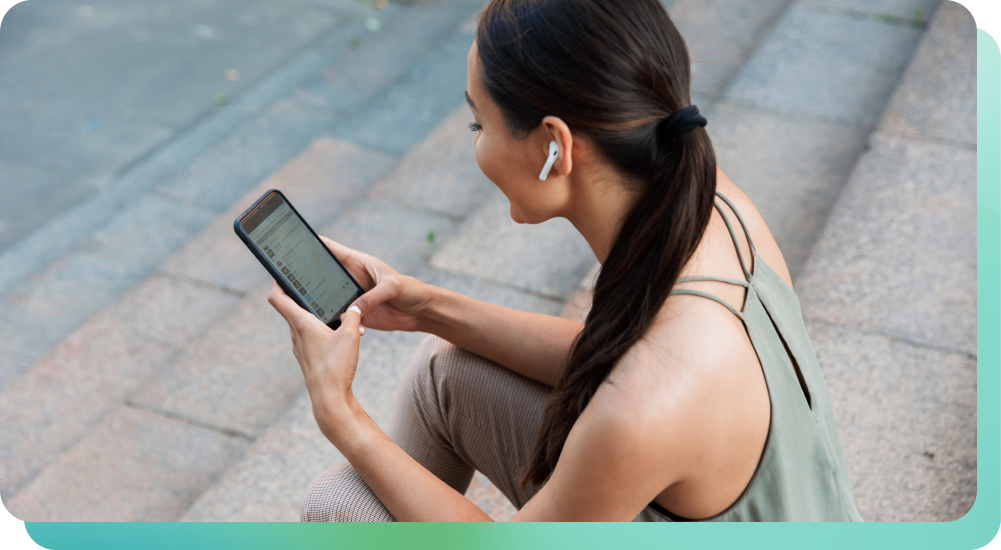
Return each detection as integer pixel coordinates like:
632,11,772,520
341,304,364,336
351,277,401,316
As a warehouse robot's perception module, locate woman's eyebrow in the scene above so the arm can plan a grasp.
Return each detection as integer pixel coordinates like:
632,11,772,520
465,91,478,111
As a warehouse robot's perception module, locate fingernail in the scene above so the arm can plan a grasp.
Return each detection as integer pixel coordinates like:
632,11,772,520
359,326,366,335
348,305,362,315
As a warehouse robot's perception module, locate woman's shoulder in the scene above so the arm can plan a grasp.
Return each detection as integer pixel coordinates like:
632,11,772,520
596,298,758,432
714,172,793,289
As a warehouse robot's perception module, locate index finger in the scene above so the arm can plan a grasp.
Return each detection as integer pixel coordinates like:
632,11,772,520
319,236,355,262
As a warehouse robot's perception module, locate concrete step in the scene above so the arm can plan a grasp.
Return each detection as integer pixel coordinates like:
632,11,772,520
709,0,940,280
1,137,398,520
0,0,488,389
796,1,976,521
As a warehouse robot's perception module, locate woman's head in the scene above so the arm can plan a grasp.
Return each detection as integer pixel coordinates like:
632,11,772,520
467,0,704,224
470,0,718,487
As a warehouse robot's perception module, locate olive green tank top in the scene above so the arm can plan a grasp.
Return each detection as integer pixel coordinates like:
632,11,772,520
633,191,863,522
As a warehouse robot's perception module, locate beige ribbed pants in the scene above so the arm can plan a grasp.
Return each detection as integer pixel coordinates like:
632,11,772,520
300,335,552,521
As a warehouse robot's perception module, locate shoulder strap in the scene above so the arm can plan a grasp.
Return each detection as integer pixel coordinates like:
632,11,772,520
715,191,757,256
667,191,758,320
670,289,744,320
676,275,749,288
712,192,756,281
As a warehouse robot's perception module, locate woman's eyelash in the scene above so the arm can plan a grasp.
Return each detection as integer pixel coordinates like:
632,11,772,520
468,121,482,132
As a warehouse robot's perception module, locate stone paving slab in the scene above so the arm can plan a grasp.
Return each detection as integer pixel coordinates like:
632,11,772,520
464,471,518,522
302,0,485,114
129,295,303,437
330,22,479,156
161,136,397,294
807,320,975,521
669,0,793,97
725,2,924,126
421,269,565,318
560,262,601,323
0,194,216,387
803,0,938,21
0,0,483,390
181,327,495,522
707,100,869,279
5,405,250,522
0,136,392,509
0,0,385,295
0,0,358,252
179,389,335,522
430,195,594,300
371,105,501,219
0,273,239,501
795,2,976,521
0,135,392,390
156,0,484,213
322,198,458,277
877,1,975,146
154,97,344,212
797,132,976,356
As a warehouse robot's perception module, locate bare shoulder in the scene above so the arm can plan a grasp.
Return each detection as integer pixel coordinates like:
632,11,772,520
524,315,743,520
597,295,758,438
714,170,793,288
583,278,770,489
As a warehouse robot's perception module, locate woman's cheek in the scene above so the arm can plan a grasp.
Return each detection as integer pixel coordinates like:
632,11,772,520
475,134,505,191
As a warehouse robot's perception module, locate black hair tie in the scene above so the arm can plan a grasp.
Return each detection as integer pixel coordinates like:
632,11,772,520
658,105,707,140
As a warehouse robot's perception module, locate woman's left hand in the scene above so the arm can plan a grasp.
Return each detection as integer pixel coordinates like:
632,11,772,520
267,280,364,440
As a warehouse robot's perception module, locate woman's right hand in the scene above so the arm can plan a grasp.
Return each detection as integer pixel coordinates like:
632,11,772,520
320,236,433,333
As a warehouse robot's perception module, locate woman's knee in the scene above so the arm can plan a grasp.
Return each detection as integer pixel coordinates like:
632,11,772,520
300,462,395,522
404,334,485,401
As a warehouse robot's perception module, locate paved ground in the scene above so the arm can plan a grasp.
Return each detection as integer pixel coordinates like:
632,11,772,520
0,0,360,252
0,0,977,523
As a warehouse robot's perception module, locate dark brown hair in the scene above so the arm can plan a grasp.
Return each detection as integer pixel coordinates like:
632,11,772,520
475,0,717,487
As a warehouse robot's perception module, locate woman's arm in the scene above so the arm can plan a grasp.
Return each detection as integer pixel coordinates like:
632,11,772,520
417,285,581,387
268,281,680,522
321,236,580,387
324,380,668,522
330,398,493,521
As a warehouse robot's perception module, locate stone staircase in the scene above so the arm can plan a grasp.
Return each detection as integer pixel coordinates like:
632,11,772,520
1,0,974,523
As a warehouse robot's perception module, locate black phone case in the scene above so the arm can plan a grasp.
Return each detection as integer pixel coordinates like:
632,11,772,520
233,189,364,330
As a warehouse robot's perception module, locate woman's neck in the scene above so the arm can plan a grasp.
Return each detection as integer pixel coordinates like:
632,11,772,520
563,165,639,265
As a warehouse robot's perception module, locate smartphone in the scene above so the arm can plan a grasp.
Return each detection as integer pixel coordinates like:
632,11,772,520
234,189,364,330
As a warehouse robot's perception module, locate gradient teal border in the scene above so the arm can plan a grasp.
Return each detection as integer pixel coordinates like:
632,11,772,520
16,28,1001,550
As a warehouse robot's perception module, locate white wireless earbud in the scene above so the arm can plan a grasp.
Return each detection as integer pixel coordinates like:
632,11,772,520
538,141,559,180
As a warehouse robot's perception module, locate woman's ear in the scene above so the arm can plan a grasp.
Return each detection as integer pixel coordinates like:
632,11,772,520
541,115,573,178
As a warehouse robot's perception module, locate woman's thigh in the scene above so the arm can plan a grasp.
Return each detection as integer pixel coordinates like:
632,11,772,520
389,334,552,509
301,334,553,521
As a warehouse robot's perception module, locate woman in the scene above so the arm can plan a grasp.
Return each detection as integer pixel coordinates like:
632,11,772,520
268,0,862,521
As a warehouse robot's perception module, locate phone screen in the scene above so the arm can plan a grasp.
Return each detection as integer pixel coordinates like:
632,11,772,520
240,192,358,324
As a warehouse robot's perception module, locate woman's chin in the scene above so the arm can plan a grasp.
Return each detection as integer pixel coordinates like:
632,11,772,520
508,203,545,225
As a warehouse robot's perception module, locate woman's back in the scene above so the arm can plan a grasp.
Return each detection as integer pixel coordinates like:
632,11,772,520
624,176,862,521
